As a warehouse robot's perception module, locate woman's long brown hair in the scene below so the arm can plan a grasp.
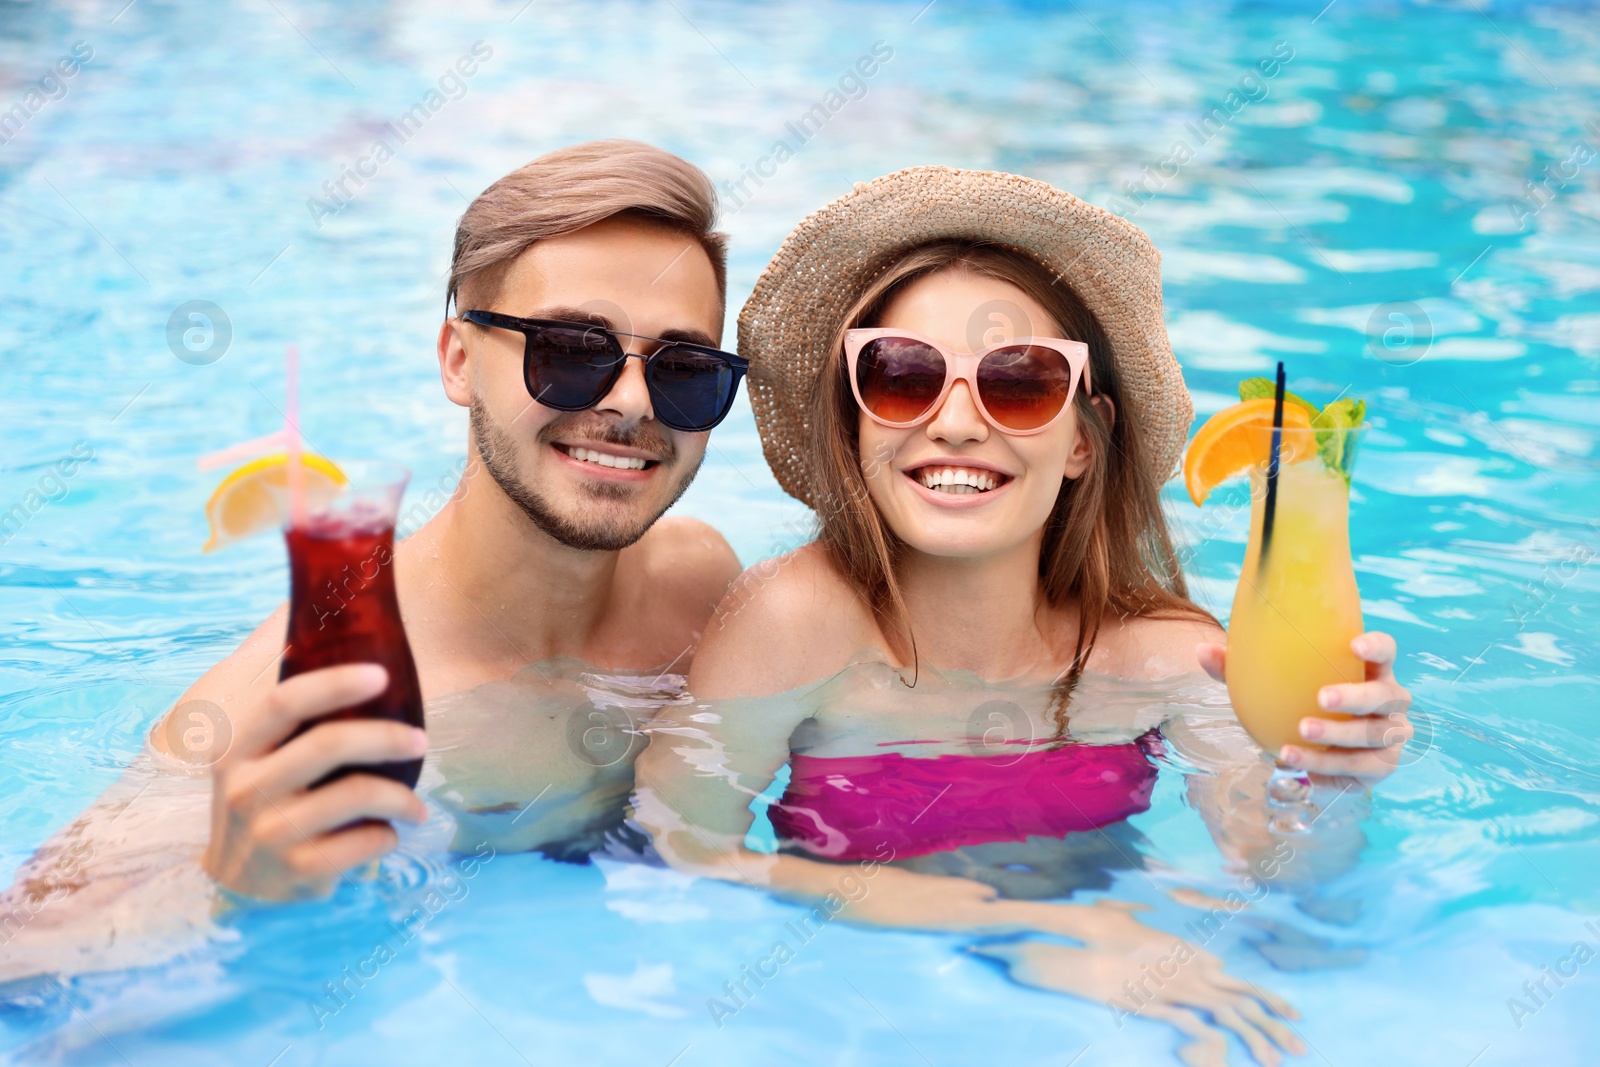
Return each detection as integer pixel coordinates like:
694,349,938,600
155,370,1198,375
806,241,1212,727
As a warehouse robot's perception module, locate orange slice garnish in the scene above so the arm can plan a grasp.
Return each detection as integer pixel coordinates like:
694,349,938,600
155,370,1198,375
1183,399,1314,506
202,453,345,552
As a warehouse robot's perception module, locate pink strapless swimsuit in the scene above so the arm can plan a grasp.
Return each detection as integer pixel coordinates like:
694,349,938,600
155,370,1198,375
769,734,1161,862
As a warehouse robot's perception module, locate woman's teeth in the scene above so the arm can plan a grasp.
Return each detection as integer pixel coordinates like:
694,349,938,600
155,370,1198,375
566,446,648,471
917,467,1001,494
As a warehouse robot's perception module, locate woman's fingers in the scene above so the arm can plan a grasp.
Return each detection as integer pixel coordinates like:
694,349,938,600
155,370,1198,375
979,934,1300,1067
965,942,1017,965
1206,1005,1281,1067
1351,631,1397,673
1196,643,1226,683
1270,630,1415,783
1279,744,1395,779
1315,680,1409,718
1235,997,1307,1056
1140,1004,1229,1067
1208,971,1300,1020
1174,980,1302,1066
1092,898,1151,915
1298,710,1411,749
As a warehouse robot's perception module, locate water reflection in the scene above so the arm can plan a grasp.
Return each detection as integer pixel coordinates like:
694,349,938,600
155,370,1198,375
424,658,679,861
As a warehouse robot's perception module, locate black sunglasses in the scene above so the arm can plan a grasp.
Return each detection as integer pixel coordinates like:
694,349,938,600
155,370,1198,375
461,310,748,433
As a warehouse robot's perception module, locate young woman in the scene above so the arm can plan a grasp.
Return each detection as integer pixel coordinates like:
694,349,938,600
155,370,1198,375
635,167,1412,1067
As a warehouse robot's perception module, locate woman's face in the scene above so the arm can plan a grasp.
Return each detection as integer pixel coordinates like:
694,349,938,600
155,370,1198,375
856,269,1094,562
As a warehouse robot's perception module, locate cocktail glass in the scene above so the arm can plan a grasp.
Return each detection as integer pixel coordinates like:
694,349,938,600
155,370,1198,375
1226,424,1365,833
271,460,425,789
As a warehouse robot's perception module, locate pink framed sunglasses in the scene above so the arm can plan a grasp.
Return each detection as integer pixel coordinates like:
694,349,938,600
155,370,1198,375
844,328,1092,435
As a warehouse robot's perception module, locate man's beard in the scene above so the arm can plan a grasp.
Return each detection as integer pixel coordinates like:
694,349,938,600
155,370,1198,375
470,397,702,552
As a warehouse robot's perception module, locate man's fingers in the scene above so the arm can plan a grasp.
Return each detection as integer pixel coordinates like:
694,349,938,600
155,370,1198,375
253,720,427,796
282,820,401,883
270,664,390,731
1299,709,1411,749
257,773,426,844
1196,643,1226,683
234,664,391,756
1315,680,1409,717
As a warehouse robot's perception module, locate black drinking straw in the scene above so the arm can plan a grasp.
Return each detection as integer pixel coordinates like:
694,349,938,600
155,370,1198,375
1260,361,1287,558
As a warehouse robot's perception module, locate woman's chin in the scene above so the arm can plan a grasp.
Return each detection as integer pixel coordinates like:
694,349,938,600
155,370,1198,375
890,520,1037,562
866,481,1054,561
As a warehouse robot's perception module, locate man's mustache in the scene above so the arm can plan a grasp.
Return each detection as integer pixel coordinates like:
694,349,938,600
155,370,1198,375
536,412,678,463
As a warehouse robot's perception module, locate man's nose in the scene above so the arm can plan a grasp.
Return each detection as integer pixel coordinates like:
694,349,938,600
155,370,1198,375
925,379,989,446
593,345,655,427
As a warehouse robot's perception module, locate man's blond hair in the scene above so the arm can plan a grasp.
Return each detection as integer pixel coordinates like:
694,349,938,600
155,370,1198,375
448,139,727,313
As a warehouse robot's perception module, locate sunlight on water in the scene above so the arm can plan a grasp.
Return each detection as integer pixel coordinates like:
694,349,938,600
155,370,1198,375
1,1,1597,1064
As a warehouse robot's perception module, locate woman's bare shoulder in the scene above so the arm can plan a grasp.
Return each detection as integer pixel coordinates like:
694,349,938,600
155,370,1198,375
688,543,877,699
1088,611,1224,681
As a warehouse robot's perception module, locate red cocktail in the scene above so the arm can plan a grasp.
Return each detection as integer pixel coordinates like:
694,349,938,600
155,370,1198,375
276,461,424,788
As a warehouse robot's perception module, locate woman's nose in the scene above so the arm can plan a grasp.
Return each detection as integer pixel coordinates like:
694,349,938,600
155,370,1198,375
924,379,989,446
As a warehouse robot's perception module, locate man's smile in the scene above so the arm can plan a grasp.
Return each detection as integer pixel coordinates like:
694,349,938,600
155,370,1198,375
551,439,663,481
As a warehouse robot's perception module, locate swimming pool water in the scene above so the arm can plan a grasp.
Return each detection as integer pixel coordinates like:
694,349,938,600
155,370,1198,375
2,1,1598,1063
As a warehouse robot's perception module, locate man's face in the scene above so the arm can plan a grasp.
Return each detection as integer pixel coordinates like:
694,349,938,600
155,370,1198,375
440,216,723,551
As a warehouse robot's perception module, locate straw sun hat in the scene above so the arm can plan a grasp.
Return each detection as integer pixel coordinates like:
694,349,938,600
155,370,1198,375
737,165,1193,508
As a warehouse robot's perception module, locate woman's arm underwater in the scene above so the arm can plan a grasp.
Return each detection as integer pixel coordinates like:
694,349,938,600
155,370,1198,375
636,560,1303,1067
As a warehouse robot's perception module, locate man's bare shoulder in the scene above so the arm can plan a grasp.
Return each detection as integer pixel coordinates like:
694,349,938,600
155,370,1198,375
715,541,868,625
628,515,743,615
1089,611,1224,681
150,604,288,758
689,542,877,699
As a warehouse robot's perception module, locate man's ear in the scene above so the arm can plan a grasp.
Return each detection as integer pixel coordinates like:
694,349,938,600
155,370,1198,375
1062,395,1116,480
438,317,473,409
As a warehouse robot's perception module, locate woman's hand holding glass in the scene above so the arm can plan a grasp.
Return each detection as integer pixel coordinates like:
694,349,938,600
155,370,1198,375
1198,630,1414,782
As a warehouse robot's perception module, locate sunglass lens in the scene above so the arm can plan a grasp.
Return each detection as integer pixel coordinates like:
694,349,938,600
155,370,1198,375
856,337,945,423
646,346,736,431
977,345,1074,430
525,324,624,408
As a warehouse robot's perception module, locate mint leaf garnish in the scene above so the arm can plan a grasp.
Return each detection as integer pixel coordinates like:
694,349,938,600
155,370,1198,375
1311,398,1366,480
1238,377,1320,419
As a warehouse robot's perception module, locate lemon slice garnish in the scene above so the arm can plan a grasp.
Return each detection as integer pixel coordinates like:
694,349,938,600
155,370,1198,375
202,453,345,552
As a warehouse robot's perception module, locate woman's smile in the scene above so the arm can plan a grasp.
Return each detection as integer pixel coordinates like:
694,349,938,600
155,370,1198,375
901,458,1015,506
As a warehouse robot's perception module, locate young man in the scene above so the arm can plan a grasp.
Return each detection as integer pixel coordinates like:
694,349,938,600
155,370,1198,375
14,140,744,912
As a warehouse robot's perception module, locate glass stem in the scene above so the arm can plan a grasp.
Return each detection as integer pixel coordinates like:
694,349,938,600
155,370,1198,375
1265,761,1317,834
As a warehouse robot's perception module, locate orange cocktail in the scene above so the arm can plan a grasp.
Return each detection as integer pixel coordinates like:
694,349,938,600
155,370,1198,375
1227,425,1364,759
1185,375,1366,831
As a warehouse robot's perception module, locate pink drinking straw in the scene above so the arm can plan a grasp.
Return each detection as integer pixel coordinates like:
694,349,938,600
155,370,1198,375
195,430,287,471
284,343,306,528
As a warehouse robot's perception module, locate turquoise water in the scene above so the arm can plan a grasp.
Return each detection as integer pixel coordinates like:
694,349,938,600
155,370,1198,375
3,0,1599,1063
